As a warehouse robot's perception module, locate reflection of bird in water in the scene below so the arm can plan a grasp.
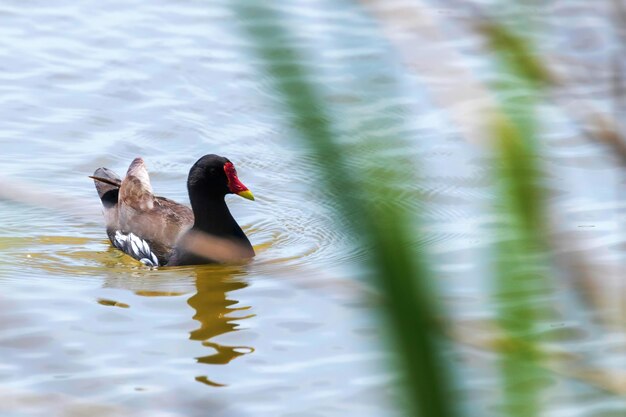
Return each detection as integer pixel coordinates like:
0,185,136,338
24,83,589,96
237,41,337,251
101,265,255,387
188,267,255,370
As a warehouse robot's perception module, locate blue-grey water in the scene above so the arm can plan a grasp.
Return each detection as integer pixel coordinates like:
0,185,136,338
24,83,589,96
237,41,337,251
0,1,624,417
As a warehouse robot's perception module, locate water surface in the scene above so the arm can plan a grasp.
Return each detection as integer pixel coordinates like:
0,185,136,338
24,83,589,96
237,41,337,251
0,1,624,416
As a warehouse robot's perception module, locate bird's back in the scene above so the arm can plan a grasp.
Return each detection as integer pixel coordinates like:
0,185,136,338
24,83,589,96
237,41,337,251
92,157,194,265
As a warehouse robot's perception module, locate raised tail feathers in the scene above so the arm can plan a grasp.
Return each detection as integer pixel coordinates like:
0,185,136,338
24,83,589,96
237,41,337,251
91,167,122,208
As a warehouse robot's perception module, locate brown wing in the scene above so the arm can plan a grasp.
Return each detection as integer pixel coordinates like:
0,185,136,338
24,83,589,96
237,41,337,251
117,158,193,263
119,157,154,212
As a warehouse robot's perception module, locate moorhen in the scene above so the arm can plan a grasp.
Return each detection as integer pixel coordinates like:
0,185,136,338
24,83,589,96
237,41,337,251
91,154,255,267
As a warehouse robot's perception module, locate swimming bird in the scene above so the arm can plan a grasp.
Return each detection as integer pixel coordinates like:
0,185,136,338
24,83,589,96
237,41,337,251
91,154,255,267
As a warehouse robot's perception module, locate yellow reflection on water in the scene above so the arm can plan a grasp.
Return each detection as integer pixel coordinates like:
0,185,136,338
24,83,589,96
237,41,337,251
188,266,255,370
115,264,256,387
3,234,258,389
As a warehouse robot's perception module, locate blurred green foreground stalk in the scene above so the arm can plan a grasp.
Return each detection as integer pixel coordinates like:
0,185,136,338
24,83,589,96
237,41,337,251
233,2,555,417
232,3,458,417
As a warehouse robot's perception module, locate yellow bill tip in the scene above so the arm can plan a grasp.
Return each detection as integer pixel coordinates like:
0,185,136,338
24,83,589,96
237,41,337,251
237,190,255,201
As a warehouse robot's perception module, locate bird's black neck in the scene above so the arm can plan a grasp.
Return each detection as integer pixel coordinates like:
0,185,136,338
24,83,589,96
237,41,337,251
190,194,250,245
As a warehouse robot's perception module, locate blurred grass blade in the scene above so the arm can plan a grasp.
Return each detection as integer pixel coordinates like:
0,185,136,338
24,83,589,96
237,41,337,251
232,3,459,417
492,115,550,417
477,20,553,88
486,14,553,417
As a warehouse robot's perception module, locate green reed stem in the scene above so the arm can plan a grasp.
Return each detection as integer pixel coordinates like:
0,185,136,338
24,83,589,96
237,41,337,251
486,16,552,417
232,3,459,417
